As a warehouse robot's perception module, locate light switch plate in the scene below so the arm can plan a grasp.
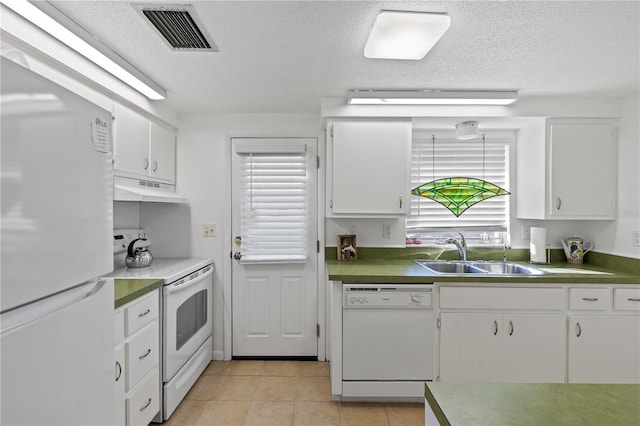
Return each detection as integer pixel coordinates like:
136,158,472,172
203,224,216,237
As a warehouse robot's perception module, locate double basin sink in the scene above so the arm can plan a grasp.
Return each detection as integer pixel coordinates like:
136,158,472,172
414,260,546,276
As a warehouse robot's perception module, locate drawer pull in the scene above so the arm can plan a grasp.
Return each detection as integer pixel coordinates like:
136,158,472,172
508,320,514,336
582,297,599,302
576,322,582,338
138,348,151,360
138,309,151,318
115,361,122,382
140,398,152,412
493,320,498,335
628,298,640,302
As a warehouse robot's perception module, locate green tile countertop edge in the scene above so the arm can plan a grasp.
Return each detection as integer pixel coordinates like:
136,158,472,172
114,279,163,309
424,382,640,426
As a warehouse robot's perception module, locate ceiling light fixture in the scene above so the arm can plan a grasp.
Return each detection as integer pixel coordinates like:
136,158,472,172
1,0,167,100
364,10,451,60
347,90,519,105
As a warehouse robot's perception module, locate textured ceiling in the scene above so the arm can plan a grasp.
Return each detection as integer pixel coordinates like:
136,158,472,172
49,0,639,114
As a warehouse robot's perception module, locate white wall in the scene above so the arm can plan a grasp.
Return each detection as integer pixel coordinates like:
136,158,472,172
170,113,322,359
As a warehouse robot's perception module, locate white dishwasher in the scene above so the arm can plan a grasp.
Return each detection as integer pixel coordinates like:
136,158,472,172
342,284,434,400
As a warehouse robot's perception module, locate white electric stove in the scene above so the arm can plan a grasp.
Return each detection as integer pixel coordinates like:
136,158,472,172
107,229,214,422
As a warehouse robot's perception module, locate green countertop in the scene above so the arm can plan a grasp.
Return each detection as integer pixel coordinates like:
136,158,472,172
326,258,640,284
114,279,163,308
424,382,640,426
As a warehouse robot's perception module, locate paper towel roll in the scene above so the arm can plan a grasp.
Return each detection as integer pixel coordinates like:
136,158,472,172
530,227,547,263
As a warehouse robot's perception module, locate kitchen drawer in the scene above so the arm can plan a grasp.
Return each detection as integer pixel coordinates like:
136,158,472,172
569,288,611,310
440,287,565,310
115,309,125,345
614,288,640,311
126,320,159,390
125,291,159,336
126,369,159,426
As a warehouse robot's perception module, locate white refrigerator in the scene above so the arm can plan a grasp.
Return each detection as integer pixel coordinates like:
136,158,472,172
1,56,115,425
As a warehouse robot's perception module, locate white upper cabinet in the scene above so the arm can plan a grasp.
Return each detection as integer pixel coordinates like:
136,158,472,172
327,119,411,217
517,119,617,220
113,105,149,177
149,122,176,182
113,104,176,184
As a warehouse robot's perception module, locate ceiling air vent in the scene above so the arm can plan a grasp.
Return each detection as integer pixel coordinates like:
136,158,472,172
132,3,218,51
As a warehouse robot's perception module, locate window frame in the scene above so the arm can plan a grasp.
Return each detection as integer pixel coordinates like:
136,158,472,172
406,129,516,247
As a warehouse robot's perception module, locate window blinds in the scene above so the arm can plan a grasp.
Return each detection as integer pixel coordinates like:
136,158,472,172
408,137,510,231
238,151,308,262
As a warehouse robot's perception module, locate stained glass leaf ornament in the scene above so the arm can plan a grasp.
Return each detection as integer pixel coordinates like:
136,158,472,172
411,177,510,217
412,133,510,217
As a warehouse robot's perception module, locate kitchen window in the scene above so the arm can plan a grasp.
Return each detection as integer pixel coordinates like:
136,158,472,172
406,131,513,246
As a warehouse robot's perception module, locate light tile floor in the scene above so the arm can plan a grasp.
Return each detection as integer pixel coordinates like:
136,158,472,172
164,360,424,426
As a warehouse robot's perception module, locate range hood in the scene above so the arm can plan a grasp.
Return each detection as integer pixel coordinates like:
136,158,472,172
114,176,187,203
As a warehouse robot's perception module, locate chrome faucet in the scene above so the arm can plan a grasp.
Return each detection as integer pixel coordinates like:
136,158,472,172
446,233,467,261
503,244,511,263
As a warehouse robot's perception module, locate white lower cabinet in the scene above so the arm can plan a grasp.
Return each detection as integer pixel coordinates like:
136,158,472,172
437,284,640,385
501,314,566,382
439,312,566,383
114,290,161,425
568,315,640,383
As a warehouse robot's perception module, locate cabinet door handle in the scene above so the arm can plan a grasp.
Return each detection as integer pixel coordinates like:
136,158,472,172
576,322,582,338
508,320,514,336
628,298,640,302
138,309,151,318
556,197,562,210
153,160,158,172
139,348,151,360
140,398,152,412
144,157,149,170
115,361,122,382
493,320,498,335
582,297,599,302
399,196,403,209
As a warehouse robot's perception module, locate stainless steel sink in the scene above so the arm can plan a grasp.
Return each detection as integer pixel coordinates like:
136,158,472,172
469,262,546,276
413,260,487,274
414,260,546,276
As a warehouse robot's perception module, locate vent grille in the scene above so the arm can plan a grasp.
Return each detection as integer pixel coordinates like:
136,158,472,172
134,4,217,51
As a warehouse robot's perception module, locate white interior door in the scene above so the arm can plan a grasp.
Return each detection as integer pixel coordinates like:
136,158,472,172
231,138,318,357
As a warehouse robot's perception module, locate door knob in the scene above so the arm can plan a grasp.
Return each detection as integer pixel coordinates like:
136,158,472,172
233,252,242,260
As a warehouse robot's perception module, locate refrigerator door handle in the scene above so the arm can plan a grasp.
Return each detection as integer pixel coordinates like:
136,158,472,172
1,279,109,334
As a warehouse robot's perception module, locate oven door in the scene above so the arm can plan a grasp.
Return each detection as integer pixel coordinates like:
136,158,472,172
163,265,213,381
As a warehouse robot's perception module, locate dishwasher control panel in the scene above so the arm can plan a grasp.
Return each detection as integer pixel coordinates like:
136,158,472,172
344,285,433,308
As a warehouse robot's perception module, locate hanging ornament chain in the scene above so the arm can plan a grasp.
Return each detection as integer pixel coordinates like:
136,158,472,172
432,134,436,182
482,134,486,181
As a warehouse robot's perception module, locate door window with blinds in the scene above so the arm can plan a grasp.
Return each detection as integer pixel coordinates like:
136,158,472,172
234,140,310,262
407,131,513,246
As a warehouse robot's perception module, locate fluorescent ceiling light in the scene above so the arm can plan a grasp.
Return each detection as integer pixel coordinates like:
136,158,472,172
1,0,166,100
347,90,519,105
364,10,450,60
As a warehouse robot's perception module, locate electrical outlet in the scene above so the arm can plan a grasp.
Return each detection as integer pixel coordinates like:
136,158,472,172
383,224,392,239
202,224,216,237
522,226,531,240
633,231,640,247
